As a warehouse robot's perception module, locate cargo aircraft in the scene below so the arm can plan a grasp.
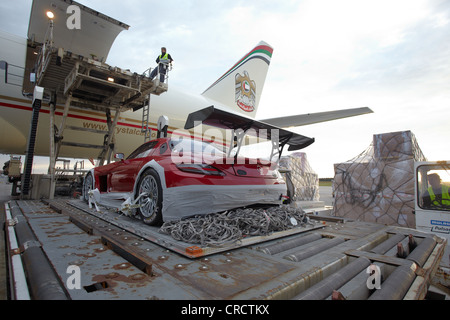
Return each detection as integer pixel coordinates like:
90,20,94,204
0,0,372,165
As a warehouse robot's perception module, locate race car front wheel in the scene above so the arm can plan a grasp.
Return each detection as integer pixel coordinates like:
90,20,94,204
136,168,163,226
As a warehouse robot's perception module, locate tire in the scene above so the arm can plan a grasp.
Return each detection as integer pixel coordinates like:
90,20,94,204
82,173,94,203
136,168,163,226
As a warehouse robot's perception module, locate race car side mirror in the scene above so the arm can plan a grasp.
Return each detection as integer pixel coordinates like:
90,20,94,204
115,153,124,161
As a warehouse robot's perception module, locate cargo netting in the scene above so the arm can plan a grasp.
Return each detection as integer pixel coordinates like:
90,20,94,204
159,205,309,247
279,152,320,201
333,131,426,228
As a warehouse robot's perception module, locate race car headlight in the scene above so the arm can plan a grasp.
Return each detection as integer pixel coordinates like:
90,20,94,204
176,164,225,176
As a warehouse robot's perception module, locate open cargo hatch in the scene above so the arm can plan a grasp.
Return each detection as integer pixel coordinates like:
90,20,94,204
28,0,129,63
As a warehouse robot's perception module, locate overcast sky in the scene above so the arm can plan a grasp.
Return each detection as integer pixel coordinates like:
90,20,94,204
1,0,450,177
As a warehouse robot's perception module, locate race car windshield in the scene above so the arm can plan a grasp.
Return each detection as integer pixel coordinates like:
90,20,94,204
127,140,158,159
170,138,224,157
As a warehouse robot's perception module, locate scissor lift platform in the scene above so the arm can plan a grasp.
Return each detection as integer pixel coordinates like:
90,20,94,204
24,33,170,196
36,50,167,112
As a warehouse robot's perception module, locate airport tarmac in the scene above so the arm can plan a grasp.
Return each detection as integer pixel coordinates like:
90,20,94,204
318,186,334,207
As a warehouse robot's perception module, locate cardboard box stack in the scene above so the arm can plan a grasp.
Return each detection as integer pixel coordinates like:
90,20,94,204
333,131,426,228
280,152,320,201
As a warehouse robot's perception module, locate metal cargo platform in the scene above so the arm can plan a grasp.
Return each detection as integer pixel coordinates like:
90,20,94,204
4,199,447,300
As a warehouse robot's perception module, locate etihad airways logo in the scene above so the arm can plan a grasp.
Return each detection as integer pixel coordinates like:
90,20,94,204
235,71,256,112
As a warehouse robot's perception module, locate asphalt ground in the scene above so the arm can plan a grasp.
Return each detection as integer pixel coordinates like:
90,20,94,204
318,186,334,207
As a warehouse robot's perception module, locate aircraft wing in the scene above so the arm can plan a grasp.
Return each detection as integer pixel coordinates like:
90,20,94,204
185,106,315,151
259,107,373,128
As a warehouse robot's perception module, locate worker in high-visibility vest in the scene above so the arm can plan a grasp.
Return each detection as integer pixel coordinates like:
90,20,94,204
422,173,450,209
150,47,173,83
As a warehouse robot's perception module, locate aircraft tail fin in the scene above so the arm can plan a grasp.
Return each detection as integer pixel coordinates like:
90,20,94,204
201,41,273,119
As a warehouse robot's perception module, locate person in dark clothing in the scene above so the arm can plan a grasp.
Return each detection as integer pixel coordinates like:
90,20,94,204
150,47,173,83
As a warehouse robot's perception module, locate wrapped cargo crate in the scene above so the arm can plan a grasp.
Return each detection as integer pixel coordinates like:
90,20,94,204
333,131,426,228
280,152,320,201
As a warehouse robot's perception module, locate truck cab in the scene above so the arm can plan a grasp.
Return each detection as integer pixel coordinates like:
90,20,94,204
415,161,450,239
415,160,450,286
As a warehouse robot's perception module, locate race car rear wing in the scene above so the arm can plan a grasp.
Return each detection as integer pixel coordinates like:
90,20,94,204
184,106,315,159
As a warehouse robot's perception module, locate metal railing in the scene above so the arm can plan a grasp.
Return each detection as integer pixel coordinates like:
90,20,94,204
142,60,171,85
34,20,55,85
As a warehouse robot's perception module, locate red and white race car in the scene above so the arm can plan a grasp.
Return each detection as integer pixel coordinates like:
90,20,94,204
82,107,314,226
